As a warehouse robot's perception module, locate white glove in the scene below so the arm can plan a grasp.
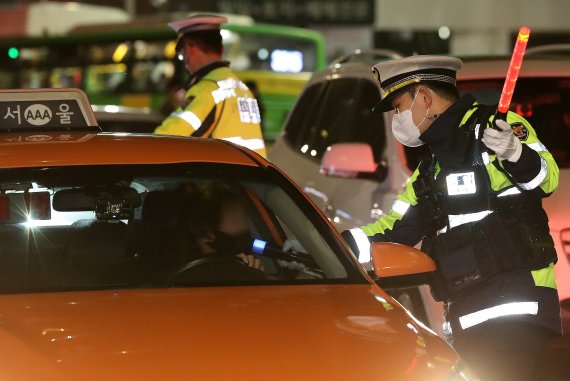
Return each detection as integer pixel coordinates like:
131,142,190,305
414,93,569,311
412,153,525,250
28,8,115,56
277,259,307,271
282,238,306,253
280,239,308,271
481,119,523,162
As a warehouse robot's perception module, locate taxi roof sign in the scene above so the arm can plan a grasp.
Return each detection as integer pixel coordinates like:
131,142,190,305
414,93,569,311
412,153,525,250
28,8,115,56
0,88,99,132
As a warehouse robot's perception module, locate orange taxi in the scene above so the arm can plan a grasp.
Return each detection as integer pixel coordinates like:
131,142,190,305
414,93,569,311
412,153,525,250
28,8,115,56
0,89,471,380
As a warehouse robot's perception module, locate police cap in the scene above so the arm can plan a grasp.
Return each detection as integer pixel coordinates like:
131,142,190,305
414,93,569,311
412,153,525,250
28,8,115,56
169,15,227,54
168,14,227,35
371,55,463,113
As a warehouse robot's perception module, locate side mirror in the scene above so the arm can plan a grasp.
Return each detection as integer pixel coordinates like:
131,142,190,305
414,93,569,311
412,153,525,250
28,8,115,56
320,143,387,181
370,242,436,288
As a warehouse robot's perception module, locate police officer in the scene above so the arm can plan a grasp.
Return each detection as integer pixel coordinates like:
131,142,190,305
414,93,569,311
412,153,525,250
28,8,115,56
155,15,267,157
342,56,561,381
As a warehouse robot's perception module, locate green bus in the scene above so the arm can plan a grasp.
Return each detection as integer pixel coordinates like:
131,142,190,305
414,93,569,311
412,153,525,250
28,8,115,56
0,16,326,140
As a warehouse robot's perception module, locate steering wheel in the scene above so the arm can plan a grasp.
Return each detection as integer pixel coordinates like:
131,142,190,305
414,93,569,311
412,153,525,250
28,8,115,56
166,255,267,285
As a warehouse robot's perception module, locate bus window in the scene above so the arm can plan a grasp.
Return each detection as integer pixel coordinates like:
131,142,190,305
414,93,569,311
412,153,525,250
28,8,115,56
222,30,317,73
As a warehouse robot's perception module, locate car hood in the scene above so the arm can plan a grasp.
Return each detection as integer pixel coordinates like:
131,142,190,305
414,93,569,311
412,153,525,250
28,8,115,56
0,285,456,381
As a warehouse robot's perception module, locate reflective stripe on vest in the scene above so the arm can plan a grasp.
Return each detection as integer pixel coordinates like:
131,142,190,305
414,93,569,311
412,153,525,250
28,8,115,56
527,142,548,153
212,78,248,104
170,110,202,131
349,228,371,263
391,199,411,216
211,87,237,104
497,187,521,197
222,136,266,151
217,78,248,90
448,210,493,229
459,301,539,329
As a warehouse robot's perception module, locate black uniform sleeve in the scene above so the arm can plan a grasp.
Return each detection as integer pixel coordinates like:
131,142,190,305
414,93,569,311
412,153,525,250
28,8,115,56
502,144,542,184
366,204,430,247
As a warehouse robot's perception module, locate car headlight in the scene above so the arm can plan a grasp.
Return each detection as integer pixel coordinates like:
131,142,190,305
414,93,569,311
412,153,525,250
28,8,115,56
445,361,480,381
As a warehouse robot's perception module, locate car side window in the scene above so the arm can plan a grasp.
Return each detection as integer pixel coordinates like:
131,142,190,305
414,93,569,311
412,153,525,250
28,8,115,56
284,81,327,151
284,78,386,163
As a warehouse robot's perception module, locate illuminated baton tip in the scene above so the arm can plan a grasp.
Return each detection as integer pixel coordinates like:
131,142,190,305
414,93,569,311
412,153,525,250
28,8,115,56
497,26,531,115
519,26,531,36
518,26,531,41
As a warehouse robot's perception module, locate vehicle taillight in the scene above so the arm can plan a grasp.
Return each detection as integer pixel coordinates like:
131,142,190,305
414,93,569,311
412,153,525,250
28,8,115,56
561,229,570,258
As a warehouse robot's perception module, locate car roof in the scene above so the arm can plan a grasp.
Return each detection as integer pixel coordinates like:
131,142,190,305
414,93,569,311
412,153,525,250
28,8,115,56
0,132,264,169
308,55,570,85
458,55,570,80
308,61,378,85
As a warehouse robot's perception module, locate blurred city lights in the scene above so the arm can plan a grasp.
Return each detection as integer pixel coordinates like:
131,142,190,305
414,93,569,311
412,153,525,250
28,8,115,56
112,43,129,63
438,26,451,40
270,50,304,73
257,48,269,60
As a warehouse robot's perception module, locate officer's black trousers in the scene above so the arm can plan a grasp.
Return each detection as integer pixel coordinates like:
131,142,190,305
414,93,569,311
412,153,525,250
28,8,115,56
453,321,560,381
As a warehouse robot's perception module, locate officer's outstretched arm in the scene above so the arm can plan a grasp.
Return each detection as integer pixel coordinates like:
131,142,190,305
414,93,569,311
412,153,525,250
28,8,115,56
342,168,429,262
498,112,559,197
155,81,217,137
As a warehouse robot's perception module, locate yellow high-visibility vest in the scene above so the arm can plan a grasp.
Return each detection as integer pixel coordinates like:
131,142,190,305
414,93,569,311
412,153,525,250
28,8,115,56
155,64,267,157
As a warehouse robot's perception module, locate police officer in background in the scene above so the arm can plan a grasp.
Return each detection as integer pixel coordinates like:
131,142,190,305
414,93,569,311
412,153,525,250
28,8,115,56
342,56,561,381
155,15,267,157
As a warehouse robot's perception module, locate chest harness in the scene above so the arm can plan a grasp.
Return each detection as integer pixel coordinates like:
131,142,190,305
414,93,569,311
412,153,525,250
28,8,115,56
413,105,557,301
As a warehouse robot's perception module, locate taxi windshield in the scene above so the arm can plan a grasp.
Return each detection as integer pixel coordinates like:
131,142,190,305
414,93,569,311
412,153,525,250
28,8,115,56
0,163,361,294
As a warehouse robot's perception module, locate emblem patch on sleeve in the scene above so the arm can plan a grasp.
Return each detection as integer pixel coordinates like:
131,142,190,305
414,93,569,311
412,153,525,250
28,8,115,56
510,122,528,141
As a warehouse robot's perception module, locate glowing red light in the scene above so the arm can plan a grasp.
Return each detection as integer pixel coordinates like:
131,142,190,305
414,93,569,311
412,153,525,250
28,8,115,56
498,26,531,114
515,103,533,118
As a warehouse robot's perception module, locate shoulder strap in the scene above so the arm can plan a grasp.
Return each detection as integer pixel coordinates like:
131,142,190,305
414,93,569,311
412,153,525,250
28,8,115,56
417,154,436,177
465,104,496,166
492,160,526,193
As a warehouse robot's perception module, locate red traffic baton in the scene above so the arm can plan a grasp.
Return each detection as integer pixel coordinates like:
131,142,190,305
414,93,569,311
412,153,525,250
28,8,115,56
495,26,531,124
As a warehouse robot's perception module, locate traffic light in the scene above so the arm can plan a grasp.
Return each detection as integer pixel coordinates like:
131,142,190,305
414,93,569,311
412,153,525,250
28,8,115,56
8,47,19,59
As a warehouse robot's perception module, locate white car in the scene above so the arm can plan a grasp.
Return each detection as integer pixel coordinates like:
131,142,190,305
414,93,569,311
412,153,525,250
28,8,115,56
269,48,570,335
91,105,163,133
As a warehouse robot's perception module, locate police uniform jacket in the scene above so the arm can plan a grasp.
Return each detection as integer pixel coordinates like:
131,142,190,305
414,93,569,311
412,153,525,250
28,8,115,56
155,61,267,157
349,93,561,339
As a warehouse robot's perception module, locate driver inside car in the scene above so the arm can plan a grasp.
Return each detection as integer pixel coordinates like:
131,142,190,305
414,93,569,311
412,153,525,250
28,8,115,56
185,185,264,271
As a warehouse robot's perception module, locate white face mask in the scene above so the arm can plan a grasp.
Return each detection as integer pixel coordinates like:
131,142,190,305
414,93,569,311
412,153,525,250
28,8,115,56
391,91,430,147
